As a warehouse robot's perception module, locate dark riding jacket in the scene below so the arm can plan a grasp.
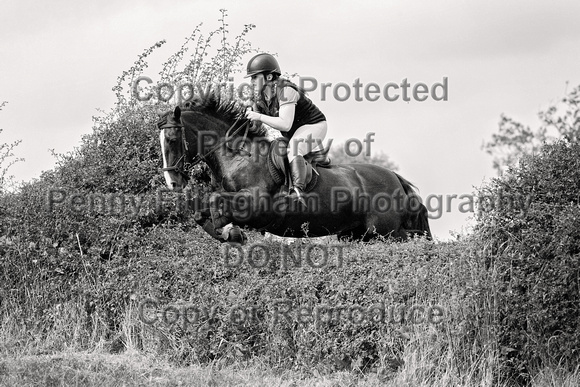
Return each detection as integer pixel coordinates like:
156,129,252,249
255,79,326,139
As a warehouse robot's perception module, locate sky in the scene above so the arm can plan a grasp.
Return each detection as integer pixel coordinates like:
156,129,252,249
1,0,579,240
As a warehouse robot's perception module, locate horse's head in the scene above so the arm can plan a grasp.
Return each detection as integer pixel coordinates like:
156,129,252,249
158,106,193,191
158,94,266,192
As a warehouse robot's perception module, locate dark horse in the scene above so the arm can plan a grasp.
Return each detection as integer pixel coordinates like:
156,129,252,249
158,95,431,243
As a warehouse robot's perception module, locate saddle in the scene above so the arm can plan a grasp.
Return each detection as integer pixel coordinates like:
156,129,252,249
267,138,332,193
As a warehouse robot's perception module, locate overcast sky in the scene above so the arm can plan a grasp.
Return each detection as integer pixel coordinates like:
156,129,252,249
1,0,579,240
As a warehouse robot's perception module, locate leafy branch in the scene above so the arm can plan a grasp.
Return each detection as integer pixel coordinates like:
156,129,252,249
0,101,24,192
483,83,580,174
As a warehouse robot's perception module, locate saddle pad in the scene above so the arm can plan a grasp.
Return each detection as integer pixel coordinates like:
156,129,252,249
267,139,319,192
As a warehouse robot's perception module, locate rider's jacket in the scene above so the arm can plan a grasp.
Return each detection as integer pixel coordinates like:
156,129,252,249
255,79,326,139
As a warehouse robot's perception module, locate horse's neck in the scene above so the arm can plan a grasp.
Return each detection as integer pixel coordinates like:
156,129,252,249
187,112,275,191
209,137,273,192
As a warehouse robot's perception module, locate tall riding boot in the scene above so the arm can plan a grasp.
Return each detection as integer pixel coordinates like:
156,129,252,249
289,155,308,207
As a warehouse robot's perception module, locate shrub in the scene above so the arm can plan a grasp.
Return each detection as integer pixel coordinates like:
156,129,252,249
475,140,580,383
109,235,493,378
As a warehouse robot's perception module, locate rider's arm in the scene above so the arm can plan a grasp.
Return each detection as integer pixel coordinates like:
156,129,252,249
257,103,295,132
248,86,299,132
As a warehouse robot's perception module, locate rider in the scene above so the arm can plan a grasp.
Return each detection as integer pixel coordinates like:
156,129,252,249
244,53,328,206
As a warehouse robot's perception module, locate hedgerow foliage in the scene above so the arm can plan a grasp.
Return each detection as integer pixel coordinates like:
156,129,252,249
475,140,580,383
0,11,503,384
0,10,256,349
111,236,494,379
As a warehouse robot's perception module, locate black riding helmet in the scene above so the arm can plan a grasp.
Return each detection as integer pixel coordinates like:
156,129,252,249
245,53,281,78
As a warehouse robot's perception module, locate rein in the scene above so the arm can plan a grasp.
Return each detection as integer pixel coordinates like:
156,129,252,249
196,114,252,165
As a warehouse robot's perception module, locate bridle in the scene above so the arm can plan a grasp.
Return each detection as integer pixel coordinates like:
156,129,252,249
159,123,190,180
159,111,252,180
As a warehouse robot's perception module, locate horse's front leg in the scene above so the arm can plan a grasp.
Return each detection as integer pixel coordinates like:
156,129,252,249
192,207,226,241
192,197,247,244
208,188,282,242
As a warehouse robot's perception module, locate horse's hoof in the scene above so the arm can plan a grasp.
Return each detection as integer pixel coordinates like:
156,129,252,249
227,226,247,245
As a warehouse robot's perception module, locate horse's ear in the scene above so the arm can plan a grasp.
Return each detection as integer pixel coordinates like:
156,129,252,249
173,106,181,121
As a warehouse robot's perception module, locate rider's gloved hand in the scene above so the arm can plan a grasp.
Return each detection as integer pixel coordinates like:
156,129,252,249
245,108,262,122
245,107,267,136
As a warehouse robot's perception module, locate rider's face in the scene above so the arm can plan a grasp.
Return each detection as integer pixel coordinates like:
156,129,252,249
250,73,267,99
250,73,265,88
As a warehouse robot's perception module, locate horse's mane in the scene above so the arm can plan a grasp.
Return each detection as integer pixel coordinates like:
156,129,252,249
180,93,269,141
182,93,245,127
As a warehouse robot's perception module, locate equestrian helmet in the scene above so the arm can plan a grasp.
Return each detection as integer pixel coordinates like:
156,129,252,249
246,53,281,78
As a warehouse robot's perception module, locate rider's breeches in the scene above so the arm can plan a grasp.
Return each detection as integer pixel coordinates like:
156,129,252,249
287,121,328,163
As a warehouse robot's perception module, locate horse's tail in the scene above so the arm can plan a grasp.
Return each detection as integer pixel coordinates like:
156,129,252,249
394,172,432,240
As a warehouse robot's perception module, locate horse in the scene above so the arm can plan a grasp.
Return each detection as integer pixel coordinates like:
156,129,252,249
158,94,431,244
